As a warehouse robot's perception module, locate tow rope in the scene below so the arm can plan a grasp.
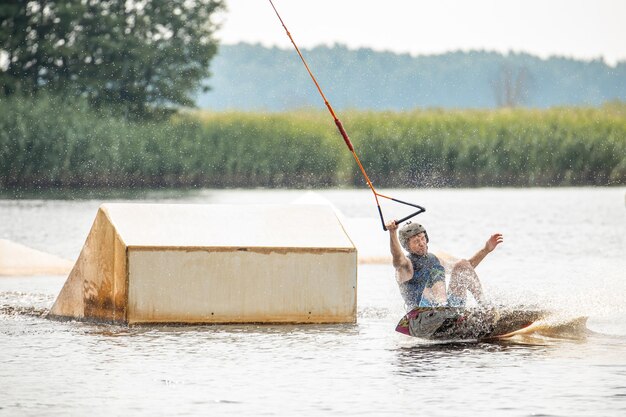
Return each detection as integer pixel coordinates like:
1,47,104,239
268,0,425,230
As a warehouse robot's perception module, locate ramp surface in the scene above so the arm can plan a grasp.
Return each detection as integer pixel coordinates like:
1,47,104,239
49,203,357,324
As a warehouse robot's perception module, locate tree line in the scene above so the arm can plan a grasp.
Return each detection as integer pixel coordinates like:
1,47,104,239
1,3,624,190
198,43,626,111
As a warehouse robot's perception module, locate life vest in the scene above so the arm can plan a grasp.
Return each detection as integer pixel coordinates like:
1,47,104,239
398,253,445,310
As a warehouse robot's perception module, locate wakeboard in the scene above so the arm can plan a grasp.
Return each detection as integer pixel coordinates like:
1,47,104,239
396,306,548,340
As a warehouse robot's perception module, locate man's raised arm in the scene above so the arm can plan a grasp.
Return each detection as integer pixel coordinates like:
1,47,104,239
468,233,503,268
386,220,413,282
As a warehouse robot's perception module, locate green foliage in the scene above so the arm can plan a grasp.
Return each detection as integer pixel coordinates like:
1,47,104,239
189,112,342,187
0,95,624,189
342,108,626,187
0,0,224,119
0,95,342,188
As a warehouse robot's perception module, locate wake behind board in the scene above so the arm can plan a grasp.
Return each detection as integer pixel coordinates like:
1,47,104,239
396,306,547,341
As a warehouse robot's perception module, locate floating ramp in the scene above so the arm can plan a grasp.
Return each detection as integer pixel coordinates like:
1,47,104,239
0,239,73,276
49,203,357,324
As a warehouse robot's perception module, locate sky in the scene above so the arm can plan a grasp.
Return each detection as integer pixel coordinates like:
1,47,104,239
215,0,626,65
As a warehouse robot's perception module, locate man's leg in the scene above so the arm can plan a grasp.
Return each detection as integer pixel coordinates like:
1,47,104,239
448,260,484,304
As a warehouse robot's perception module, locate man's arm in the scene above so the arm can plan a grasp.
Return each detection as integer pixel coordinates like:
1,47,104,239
468,233,503,268
385,220,413,283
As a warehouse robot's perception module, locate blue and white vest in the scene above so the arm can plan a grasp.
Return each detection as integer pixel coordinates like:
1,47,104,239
398,253,445,310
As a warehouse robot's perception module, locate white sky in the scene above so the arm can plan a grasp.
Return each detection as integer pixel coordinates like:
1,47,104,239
215,0,626,65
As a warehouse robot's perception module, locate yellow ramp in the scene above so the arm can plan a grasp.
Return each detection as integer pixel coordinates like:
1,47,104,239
49,203,357,324
0,239,73,276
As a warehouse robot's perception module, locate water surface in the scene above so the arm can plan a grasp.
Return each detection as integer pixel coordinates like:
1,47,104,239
1,188,625,416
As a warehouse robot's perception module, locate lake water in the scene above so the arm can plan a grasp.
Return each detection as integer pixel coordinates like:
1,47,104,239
1,187,625,416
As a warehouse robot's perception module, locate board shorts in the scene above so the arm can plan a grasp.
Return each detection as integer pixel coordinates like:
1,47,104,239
447,294,466,307
418,294,466,308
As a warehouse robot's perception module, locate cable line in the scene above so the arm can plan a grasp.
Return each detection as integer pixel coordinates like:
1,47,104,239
268,0,426,230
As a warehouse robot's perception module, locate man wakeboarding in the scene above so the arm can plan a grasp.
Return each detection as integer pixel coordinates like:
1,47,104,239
385,220,503,310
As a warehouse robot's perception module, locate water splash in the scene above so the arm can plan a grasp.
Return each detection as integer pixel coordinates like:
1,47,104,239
0,291,53,318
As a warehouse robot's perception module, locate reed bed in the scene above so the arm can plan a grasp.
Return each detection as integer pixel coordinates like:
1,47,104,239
1,95,624,189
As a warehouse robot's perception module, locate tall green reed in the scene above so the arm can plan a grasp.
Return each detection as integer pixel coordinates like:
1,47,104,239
1,94,624,189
